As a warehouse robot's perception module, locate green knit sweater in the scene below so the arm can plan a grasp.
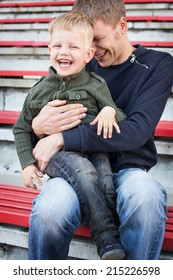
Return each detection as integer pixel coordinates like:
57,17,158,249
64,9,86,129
13,66,126,169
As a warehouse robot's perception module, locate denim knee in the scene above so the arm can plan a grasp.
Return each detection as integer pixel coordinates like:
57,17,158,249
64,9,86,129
115,170,167,218
29,178,82,259
113,168,167,259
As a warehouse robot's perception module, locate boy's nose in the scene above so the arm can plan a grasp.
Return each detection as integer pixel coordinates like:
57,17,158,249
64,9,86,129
59,47,69,55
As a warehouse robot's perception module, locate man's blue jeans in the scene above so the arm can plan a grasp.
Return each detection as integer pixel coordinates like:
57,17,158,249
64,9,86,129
45,151,118,248
28,168,167,260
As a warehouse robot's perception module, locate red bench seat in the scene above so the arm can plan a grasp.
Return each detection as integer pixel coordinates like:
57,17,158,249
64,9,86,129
0,16,172,24
0,110,172,139
0,41,173,48
0,0,171,8
0,183,172,251
0,111,20,125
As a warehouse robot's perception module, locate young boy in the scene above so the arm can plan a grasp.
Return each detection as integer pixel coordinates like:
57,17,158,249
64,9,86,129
13,12,126,259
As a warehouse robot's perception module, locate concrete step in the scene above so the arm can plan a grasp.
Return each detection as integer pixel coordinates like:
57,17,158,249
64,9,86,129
0,57,49,71
1,29,172,43
0,84,172,114
0,224,172,260
0,45,173,57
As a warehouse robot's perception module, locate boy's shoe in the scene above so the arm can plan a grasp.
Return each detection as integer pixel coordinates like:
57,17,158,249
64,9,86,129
98,236,126,260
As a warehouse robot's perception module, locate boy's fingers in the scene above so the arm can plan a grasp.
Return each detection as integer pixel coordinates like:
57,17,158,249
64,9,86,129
24,178,36,189
36,170,43,178
97,121,103,136
33,177,42,187
114,122,120,134
103,122,108,139
90,117,98,126
108,124,113,138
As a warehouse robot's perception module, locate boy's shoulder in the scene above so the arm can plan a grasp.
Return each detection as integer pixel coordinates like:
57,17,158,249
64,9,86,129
32,76,46,89
89,71,107,85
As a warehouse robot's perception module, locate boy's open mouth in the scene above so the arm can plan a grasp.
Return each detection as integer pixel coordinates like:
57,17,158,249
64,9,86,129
58,59,72,67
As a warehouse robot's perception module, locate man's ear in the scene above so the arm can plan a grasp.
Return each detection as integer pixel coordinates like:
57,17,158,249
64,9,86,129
119,17,127,34
85,47,95,63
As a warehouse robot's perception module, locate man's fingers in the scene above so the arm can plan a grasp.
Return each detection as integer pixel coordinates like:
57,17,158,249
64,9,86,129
59,120,82,132
47,99,67,107
47,101,87,114
58,106,87,117
38,161,48,173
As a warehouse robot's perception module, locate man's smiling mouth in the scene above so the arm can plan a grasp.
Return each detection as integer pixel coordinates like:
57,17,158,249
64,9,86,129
95,50,107,59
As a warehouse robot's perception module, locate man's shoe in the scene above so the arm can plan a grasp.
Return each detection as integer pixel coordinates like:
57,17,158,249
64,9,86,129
99,236,126,260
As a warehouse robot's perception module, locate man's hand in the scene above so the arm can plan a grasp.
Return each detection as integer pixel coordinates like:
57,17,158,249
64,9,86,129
33,133,64,172
32,99,87,137
90,106,120,138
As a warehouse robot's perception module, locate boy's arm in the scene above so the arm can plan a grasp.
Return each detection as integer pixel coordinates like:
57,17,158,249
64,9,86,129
90,106,120,138
13,96,37,170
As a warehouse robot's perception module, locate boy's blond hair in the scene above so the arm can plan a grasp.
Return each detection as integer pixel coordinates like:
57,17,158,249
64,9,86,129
48,12,94,47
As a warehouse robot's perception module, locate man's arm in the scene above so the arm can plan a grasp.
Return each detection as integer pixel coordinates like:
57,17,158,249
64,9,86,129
63,54,173,154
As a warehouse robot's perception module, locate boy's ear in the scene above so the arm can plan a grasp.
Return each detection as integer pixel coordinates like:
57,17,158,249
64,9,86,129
85,47,95,63
48,45,51,52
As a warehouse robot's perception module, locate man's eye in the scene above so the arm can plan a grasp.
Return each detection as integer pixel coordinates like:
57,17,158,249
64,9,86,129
93,37,103,42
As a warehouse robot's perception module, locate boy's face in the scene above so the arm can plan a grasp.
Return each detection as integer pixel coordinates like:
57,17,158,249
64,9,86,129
48,28,94,77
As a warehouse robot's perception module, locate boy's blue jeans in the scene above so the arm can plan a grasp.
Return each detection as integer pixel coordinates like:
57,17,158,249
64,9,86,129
29,167,167,260
45,151,118,248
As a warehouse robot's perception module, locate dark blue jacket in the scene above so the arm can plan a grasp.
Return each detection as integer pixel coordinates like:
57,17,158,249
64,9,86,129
63,45,173,172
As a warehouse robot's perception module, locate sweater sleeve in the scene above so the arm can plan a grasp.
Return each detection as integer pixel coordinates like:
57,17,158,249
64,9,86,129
13,94,36,169
89,72,126,122
63,53,173,154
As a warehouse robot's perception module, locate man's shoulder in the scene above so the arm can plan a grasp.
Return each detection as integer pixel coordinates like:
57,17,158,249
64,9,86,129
137,45,173,66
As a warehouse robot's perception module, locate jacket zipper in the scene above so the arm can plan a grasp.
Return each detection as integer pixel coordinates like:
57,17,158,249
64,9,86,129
59,79,66,92
130,54,149,69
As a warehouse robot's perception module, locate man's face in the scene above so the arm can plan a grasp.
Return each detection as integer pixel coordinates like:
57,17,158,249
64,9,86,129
93,19,123,67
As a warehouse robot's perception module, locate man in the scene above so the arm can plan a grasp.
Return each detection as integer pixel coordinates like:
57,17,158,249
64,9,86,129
29,0,173,259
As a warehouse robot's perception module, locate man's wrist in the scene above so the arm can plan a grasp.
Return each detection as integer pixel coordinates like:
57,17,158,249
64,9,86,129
62,128,81,152
55,133,64,151
32,118,43,138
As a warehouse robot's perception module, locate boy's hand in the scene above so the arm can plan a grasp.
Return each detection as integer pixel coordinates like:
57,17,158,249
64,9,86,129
22,164,43,189
90,106,120,138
